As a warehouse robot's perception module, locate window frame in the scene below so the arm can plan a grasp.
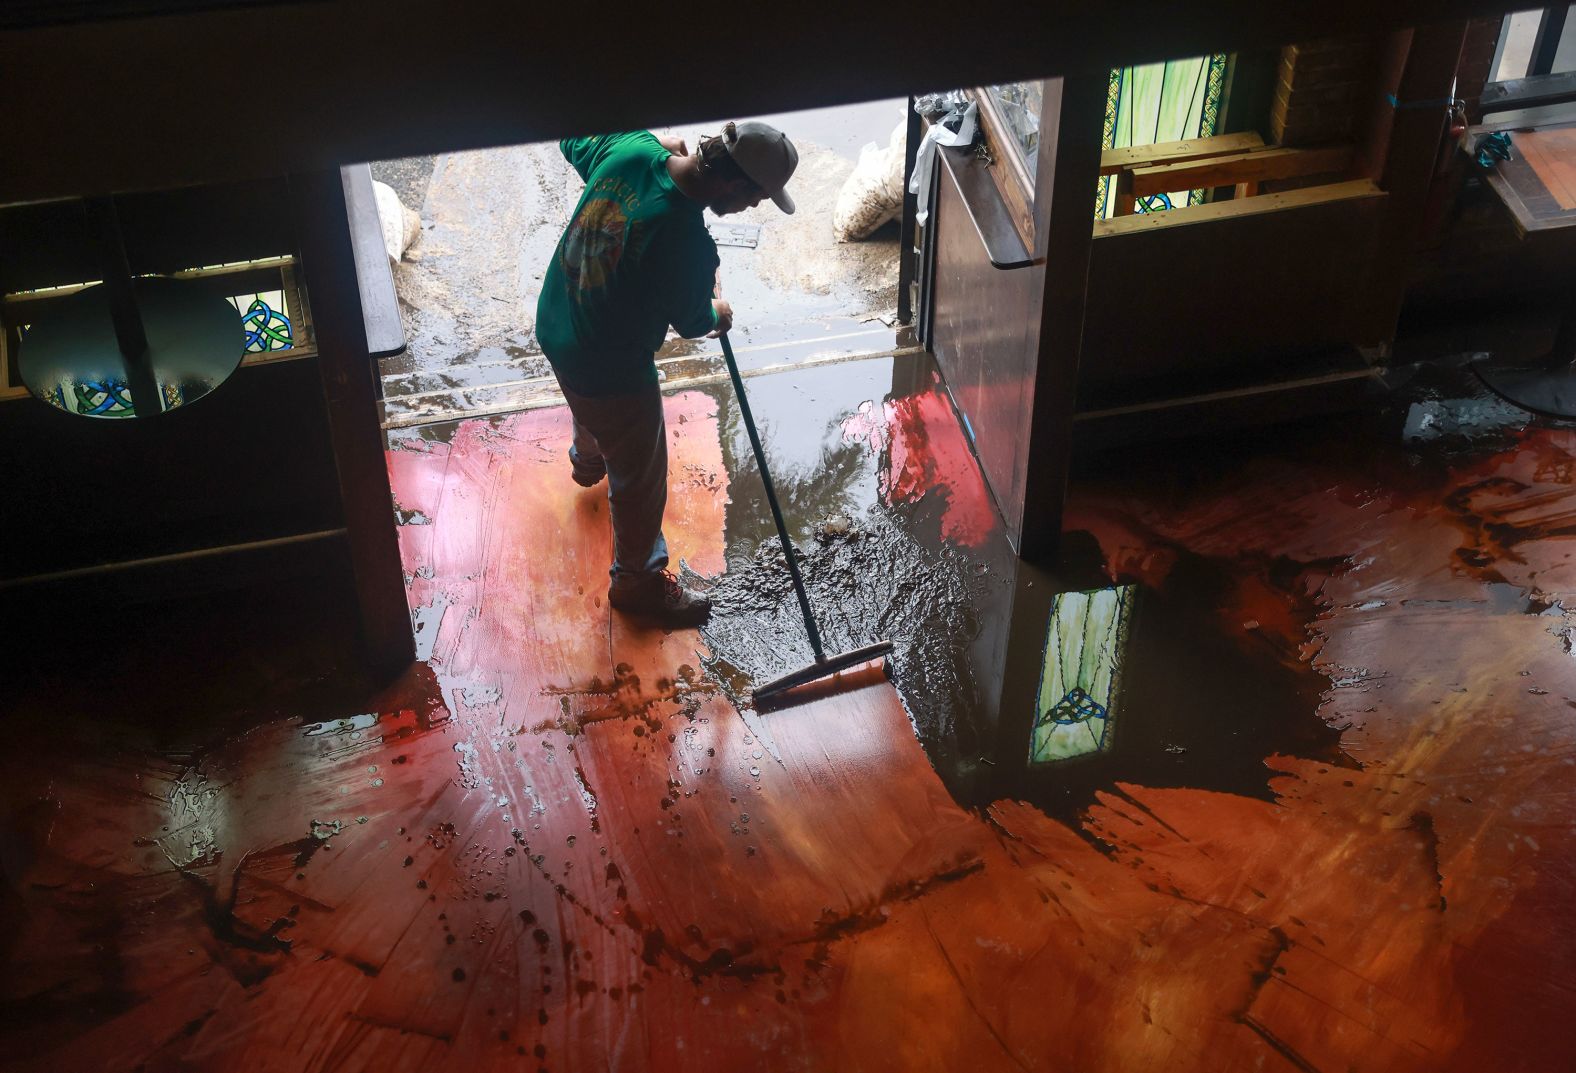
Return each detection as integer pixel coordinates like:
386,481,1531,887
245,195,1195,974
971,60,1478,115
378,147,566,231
969,84,1040,247
0,256,316,403
1489,6,1574,88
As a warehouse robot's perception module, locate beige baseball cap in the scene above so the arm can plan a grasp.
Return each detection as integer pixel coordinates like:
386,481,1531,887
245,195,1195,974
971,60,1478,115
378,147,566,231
724,121,799,214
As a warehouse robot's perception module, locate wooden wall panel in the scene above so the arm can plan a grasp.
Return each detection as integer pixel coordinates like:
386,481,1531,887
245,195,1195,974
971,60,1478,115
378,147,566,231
0,359,342,580
1078,194,1387,410
0,179,296,293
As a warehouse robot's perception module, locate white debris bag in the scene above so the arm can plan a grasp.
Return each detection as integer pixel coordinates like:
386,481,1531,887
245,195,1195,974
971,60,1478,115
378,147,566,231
909,101,977,225
832,121,908,242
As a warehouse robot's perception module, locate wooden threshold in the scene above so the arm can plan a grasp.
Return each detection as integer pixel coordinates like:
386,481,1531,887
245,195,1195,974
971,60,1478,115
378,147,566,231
382,345,928,431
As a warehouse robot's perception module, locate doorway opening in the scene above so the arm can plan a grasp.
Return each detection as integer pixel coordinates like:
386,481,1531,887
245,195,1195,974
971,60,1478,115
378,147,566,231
370,101,912,431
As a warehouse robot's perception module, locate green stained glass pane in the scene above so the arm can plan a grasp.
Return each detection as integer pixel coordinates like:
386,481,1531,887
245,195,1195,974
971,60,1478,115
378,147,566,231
1096,54,1229,219
1029,585,1135,764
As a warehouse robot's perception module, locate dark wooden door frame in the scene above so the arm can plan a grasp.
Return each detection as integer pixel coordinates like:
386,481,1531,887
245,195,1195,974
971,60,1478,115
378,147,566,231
1361,21,1471,347
897,97,924,326
290,169,416,677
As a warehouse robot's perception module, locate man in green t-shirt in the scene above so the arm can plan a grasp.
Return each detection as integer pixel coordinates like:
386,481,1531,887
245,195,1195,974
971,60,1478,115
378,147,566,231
536,121,799,627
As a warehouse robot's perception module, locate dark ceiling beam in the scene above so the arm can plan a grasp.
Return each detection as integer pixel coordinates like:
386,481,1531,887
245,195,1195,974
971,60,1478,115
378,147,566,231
0,0,1517,205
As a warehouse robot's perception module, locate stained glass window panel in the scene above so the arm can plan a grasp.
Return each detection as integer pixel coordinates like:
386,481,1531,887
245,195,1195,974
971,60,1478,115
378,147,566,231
1029,585,1135,764
1096,55,1229,219
227,290,294,352
2,263,305,407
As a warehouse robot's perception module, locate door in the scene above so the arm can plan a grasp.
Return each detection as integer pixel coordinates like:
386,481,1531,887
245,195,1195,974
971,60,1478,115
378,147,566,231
923,75,1107,558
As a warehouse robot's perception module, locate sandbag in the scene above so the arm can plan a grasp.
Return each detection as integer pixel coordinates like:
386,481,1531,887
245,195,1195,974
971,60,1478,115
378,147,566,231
372,180,421,263
832,121,907,242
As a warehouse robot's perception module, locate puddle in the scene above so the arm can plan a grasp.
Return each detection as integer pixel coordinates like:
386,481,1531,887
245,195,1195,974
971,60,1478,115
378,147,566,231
301,712,384,737
709,356,903,557
700,505,991,750
697,351,1013,772
1403,395,1532,447
984,542,1354,824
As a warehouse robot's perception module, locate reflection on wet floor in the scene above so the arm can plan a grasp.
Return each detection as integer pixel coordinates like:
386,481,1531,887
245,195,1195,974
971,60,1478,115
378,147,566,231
7,343,1576,1068
1028,584,1133,764
690,356,1368,820
691,350,1012,784
987,536,1350,825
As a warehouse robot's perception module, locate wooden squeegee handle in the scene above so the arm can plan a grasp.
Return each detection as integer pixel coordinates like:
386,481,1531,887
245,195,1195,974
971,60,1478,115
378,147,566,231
717,333,826,663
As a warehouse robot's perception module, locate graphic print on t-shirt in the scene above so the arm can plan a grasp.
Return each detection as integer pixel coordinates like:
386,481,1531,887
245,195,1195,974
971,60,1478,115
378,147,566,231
562,196,628,291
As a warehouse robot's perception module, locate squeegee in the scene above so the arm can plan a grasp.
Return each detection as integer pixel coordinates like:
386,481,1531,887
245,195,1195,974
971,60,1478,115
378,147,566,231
718,333,894,703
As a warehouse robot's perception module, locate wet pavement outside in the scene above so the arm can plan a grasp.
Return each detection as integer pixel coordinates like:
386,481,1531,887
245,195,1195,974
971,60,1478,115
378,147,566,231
373,100,909,430
8,264,1576,1066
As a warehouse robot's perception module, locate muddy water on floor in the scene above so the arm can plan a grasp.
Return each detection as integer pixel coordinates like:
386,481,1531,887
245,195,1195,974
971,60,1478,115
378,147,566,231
696,351,1012,776
999,365,1551,824
380,353,1532,834
691,343,1355,823
984,537,1355,825
702,510,993,750
693,352,1561,827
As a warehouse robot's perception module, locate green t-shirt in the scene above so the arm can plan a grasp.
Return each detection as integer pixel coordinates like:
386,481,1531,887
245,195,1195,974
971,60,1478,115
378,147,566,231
535,131,719,396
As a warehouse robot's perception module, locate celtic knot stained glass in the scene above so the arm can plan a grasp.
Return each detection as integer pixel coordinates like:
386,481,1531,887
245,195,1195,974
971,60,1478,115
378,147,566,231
1030,585,1135,764
2,262,308,408
49,379,185,416
58,378,134,417
228,291,293,352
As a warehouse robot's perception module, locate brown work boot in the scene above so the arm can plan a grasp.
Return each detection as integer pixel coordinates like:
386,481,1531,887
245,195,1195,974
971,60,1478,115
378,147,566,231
608,570,712,627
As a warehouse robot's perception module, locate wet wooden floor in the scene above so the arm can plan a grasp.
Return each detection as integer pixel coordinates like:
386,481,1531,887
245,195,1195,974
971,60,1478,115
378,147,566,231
3,388,1573,1071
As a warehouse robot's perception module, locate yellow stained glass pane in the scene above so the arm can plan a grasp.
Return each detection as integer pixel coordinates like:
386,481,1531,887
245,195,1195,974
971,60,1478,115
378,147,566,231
1029,585,1134,764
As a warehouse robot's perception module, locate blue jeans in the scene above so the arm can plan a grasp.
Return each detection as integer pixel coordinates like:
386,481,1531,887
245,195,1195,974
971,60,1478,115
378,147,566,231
558,379,669,588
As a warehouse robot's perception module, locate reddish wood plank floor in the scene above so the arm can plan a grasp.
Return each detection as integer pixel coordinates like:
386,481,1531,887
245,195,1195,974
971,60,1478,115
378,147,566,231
1515,127,1576,211
3,386,1573,1071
